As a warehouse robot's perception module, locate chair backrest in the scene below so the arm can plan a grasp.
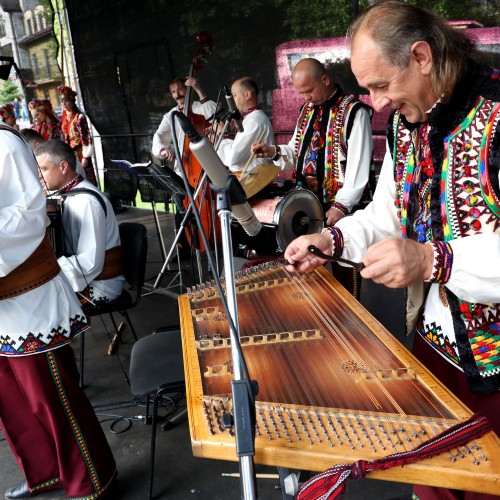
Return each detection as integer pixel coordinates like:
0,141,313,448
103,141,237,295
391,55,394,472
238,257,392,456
119,222,148,303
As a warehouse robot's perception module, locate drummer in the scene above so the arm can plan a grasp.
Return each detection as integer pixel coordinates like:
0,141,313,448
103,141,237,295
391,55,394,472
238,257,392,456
252,58,373,226
217,77,275,174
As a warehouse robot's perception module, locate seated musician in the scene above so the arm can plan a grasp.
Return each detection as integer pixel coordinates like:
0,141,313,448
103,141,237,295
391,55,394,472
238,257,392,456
20,127,87,179
216,77,275,174
35,140,124,312
152,76,216,172
285,3,500,500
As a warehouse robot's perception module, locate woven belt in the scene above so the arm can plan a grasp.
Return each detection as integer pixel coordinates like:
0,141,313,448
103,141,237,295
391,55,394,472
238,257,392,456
305,175,319,193
0,234,60,301
95,246,124,281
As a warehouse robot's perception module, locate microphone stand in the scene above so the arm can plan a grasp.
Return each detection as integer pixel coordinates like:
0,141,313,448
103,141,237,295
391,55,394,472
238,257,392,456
214,175,258,500
172,109,258,498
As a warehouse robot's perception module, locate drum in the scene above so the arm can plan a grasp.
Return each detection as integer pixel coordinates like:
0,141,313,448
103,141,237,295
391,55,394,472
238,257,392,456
237,188,323,255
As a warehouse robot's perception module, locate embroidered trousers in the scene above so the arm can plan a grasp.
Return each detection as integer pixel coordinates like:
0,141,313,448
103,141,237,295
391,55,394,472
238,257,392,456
0,344,116,499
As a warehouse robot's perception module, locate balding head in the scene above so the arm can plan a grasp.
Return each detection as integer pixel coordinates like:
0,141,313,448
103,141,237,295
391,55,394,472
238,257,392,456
291,58,335,106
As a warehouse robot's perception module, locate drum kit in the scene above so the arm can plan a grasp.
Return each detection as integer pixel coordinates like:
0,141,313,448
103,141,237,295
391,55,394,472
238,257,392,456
233,164,324,257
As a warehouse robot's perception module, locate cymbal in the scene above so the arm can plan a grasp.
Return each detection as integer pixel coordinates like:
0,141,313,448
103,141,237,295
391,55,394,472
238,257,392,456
236,164,281,198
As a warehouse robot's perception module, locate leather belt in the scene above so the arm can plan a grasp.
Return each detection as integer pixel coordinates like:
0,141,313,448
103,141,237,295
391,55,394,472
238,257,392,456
0,234,60,300
95,246,124,281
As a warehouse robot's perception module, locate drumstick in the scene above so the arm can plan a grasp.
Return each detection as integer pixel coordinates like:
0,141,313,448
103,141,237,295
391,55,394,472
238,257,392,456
240,129,267,180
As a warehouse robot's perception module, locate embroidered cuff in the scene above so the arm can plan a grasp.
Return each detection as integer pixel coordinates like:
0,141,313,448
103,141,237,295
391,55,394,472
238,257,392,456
424,241,453,284
321,226,344,259
271,145,281,161
199,96,209,104
332,202,348,216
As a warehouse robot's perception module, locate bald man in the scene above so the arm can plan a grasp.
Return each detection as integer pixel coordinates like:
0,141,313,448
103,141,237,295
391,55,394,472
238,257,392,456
252,58,373,226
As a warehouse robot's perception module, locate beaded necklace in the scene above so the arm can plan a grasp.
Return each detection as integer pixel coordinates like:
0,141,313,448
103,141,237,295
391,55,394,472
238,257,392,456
242,105,259,119
58,174,84,194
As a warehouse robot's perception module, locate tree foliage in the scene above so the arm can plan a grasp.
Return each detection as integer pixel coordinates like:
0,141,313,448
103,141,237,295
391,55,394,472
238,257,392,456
174,0,499,44
0,80,22,106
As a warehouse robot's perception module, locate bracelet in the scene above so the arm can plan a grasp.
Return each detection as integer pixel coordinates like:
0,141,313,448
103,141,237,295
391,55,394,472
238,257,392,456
271,145,281,161
424,241,453,283
331,202,348,216
199,96,209,104
321,226,344,259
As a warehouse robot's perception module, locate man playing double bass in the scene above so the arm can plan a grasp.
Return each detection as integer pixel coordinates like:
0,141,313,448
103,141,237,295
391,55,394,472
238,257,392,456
152,76,216,170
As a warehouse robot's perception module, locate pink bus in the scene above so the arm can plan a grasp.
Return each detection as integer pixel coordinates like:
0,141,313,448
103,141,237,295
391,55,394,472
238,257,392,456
272,22,500,170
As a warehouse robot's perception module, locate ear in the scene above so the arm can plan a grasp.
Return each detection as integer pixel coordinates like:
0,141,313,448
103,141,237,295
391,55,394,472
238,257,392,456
59,159,71,174
321,73,331,87
410,41,433,76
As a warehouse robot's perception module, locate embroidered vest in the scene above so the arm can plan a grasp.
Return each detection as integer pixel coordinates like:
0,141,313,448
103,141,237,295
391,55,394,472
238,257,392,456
294,94,359,203
393,98,500,394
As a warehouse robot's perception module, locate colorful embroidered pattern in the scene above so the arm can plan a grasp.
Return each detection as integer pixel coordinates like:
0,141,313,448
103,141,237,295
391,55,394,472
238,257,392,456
419,320,460,366
393,91,500,381
425,241,453,284
0,314,89,355
322,226,344,259
294,93,357,204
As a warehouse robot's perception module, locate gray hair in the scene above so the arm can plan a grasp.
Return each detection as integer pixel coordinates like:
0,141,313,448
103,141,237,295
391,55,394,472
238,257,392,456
34,139,77,171
348,0,477,100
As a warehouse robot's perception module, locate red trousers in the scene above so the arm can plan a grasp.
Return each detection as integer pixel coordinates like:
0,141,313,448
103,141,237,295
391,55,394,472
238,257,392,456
412,334,500,500
0,344,116,499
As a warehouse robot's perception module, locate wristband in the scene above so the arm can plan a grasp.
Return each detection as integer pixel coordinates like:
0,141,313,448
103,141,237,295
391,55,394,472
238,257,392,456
321,226,344,259
331,202,348,216
199,96,209,104
424,241,453,283
271,145,281,161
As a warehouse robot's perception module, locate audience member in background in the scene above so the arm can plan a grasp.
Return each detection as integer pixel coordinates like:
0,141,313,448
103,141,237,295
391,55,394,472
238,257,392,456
57,85,97,185
0,103,19,130
28,99,61,141
35,140,123,313
0,126,117,500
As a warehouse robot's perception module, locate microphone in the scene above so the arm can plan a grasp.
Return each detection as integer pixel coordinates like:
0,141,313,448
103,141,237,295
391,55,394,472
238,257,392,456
177,114,261,237
224,85,244,133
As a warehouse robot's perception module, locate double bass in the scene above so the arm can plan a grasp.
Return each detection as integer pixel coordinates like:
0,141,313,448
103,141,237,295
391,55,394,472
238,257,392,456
180,32,220,254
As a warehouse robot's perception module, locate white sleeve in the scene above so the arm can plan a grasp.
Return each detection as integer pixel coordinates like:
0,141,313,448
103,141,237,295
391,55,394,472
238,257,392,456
192,100,217,119
152,112,172,158
446,234,500,303
334,106,372,211
58,196,107,292
218,119,268,171
336,144,401,263
0,131,46,276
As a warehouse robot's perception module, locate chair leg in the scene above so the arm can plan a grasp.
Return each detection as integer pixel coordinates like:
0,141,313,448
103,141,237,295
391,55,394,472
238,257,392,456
79,332,85,388
148,388,163,500
123,310,139,341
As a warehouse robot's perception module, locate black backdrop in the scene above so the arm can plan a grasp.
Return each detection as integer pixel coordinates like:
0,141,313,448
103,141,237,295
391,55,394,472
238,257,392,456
65,1,292,165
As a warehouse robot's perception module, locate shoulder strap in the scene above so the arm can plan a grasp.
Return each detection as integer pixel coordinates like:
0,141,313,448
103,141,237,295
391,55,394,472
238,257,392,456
61,188,108,217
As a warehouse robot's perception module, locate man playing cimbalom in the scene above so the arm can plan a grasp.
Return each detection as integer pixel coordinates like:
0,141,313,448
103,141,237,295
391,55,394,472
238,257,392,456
285,2,500,499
